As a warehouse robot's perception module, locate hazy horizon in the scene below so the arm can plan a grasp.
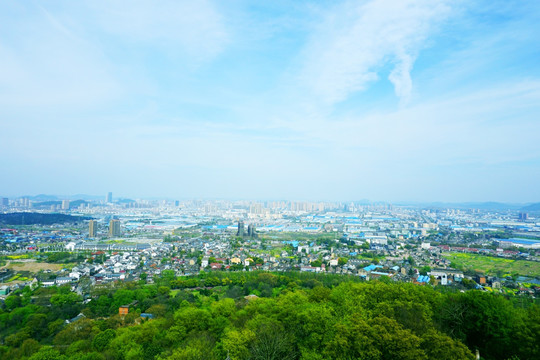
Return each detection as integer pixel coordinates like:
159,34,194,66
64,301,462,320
2,1,540,203
2,192,539,207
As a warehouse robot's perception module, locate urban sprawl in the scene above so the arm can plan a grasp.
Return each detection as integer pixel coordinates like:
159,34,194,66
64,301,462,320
1,194,539,300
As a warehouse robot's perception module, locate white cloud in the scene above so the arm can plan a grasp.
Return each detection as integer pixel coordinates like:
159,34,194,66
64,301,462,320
297,80,540,167
87,0,229,60
298,0,452,105
0,5,123,109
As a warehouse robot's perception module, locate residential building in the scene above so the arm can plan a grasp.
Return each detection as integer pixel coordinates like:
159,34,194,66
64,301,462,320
89,220,98,238
109,219,121,237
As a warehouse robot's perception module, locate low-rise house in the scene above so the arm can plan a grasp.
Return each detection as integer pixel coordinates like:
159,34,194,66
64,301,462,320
0,285,10,296
56,276,75,285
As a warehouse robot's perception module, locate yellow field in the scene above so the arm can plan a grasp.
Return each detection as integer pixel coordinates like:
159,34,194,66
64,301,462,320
6,254,32,260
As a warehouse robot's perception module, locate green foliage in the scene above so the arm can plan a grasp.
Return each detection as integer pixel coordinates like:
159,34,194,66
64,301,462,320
45,252,73,263
50,292,82,307
419,265,431,275
1,272,538,360
92,329,116,352
28,347,67,360
310,259,322,267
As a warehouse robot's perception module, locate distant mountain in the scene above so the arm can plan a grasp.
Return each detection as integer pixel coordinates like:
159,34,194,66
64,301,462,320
31,199,88,209
26,194,59,201
521,203,540,212
397,201,523,210
21,194,104,201
70,199,89,208
68,194,106,201
457,202,523,210
33,201,62,207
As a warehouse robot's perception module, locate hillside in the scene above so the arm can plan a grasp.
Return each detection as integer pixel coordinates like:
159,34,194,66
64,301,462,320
0,272,538,360
0,212,90,225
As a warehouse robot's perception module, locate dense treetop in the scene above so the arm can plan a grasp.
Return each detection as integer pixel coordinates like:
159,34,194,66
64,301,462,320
0,272,538,360
0,212,91,226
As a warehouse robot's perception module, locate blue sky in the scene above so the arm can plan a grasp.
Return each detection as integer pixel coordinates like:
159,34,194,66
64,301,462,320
1,0,540,202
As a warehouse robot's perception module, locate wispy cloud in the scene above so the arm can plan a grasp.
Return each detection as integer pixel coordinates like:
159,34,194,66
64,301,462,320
1,0,540,202
297,0,453,106
87,0,229,60
0,4,122,109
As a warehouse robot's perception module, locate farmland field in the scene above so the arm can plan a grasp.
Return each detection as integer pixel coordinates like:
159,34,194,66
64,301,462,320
6,260,63,273
443,252,540,278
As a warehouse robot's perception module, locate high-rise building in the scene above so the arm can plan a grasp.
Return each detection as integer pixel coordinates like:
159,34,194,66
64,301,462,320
62,200,70,210
236,220,245,237
247,224,257,238
109,219,121,237
1,198,8,207
89,220,98,238
106,192,113,203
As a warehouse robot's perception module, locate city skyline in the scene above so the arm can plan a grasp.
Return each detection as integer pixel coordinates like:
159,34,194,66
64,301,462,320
1,1,540,203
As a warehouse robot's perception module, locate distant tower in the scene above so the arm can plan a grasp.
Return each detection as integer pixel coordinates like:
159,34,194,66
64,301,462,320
89,220,98,238
1,198,8,207
106,192,113,203
236,220,245,237
247,224,256,238
62,200,70,210
251,225,257,238
109,219,121,237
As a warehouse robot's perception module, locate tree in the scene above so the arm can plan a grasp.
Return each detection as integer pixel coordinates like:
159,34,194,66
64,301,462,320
250,323,296,360
437,291,519,360
50,292,82,307
421,330,474,360
222,328,255,360
54,319,97,345
419,266,431,276
4,294,22,310
28,347,67,360
146,304,167,318
92,329,116,352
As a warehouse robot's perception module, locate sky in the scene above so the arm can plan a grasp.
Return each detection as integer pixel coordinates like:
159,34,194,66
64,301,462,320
1,0,540,203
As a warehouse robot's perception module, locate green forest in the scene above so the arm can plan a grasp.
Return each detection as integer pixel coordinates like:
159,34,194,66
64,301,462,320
1,272,538,360
0,212,90,225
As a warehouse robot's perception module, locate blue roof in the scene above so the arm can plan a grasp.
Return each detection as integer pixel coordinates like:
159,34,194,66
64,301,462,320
363,264,383,272
284,241,299,247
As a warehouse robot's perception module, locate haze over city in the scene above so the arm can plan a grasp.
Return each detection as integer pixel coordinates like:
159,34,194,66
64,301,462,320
1,0,540,202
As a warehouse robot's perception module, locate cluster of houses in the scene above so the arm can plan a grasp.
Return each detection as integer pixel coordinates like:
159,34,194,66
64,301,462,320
2,213,540,300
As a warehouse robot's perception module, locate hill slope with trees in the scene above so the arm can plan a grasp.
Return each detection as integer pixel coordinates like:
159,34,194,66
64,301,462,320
0,272,538,360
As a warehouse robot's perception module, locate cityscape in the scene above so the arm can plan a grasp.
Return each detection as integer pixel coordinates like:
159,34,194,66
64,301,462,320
2,193,539,292
2,0,540,359
2,193,540,358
